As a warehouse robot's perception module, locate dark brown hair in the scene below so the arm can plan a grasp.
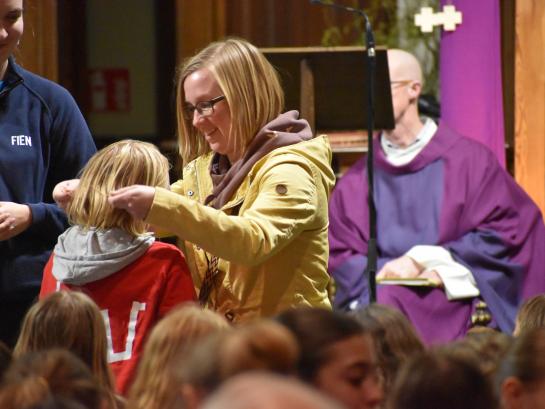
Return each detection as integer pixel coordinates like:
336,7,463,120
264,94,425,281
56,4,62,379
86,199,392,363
352,304,424,390
515,294,545,335
0,349,101,409
498,327,545,385
275,307,368,382
390,350,497,409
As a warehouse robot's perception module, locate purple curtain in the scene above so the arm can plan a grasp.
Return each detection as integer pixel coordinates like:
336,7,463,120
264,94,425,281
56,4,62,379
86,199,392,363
439,0,505,167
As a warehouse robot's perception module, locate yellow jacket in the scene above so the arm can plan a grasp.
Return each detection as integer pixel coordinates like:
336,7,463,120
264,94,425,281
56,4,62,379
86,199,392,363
146,135,335,322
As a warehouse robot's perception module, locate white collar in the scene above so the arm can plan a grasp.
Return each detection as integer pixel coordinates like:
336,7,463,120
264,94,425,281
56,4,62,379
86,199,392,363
381,118,438,166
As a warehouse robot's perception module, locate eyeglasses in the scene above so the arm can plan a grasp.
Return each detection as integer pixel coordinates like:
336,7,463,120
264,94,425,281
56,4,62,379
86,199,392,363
390,80,413,88
184,95,225,120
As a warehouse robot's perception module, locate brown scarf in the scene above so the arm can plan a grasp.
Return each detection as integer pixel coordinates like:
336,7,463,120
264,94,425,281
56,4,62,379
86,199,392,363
205,110,313,209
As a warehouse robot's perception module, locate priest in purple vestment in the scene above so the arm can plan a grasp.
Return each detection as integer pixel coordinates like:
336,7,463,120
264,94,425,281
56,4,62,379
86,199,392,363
328,49,545,344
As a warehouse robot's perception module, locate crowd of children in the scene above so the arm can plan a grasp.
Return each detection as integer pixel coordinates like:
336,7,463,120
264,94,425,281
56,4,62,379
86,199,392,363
1,292,545,409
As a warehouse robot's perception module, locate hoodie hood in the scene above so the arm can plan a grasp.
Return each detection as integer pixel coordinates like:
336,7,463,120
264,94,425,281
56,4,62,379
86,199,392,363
52,226,154,285
281,134,336,194
205,110,314,209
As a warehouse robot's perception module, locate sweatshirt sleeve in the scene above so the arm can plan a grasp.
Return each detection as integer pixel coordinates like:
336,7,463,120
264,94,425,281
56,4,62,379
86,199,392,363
27,86,96,239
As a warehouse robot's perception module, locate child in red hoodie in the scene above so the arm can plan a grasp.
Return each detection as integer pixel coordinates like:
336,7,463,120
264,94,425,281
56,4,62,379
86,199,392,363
41,140,196,395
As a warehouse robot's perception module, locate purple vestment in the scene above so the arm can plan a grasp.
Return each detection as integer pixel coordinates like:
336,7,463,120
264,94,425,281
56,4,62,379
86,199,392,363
328,124,545,343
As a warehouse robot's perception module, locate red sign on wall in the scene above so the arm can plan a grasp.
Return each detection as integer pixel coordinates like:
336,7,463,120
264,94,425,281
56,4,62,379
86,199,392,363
89,68,131,112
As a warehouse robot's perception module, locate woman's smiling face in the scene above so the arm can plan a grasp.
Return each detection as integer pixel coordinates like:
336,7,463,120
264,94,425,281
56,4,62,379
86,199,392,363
0,0,24,75
183,68,235,162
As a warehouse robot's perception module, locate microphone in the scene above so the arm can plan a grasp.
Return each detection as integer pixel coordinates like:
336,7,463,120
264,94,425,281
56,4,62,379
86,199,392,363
309,0,375,56
311,0,379,304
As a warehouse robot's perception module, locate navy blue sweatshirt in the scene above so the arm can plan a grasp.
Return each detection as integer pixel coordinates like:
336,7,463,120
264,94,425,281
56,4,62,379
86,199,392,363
0,59,96,297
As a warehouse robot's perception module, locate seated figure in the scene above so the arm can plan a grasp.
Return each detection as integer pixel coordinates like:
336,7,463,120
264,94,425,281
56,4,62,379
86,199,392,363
328,49,545,343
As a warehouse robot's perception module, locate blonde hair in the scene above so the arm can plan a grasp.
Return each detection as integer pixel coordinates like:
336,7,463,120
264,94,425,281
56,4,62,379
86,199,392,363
67,139,169,236
176,38,284,164
14,291,118,408
127,304,229,409
220,320,299,378
177,319,299,395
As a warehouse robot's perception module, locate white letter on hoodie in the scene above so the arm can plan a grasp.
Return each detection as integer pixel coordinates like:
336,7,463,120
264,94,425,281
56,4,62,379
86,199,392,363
102,301,146,363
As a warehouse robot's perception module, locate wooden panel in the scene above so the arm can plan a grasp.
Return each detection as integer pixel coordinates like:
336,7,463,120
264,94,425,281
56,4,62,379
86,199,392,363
57,0,88,113
18,0,58,81
176,0,357,60
155,0,177,143
515,0,545,216
224,0,352,47
175,0,226,62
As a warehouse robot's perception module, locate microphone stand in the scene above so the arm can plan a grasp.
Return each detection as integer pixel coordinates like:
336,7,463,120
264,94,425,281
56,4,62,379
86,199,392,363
311,0,378,304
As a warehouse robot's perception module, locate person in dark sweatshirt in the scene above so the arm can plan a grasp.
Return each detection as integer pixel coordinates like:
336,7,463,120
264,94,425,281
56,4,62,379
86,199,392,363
0,0,96,346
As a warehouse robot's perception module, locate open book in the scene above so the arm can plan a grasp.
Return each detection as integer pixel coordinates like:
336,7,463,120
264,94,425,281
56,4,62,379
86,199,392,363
376,277,440,287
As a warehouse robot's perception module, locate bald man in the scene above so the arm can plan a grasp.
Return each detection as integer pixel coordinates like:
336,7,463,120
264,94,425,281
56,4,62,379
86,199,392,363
328,49,545,344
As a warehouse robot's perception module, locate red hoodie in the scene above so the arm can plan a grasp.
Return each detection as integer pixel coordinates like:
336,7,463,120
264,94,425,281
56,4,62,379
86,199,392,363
41,227,196,395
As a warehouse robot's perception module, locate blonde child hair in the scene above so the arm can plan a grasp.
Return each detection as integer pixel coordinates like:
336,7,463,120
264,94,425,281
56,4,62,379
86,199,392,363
175,319,299,409
67,139,169,236
127,304,229,409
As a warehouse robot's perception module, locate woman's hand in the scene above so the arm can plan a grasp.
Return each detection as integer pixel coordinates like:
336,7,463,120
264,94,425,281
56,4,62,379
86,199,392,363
53,179,80,210
0,202,32,241
108,185,156,220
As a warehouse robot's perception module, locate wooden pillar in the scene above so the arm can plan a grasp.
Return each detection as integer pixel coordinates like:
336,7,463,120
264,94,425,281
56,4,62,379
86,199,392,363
515,0,545,216
18,0,58,81
175,0,226,63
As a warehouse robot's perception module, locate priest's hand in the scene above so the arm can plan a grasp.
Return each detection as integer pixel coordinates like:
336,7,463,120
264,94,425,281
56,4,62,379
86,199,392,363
377,255,422,279
417,269,444,287
0,202,32,241
108,185,155,220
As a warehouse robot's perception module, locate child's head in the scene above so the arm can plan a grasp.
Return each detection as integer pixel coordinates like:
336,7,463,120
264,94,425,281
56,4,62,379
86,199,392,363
14,291,115,398
0,349,102,409
67,139,169,236
177,319,299,398
514,294,545,336
127,304,229,409
440,329,512,382
276,308,383,409
352,304,424,391
498,328,545,409
390,349,497,409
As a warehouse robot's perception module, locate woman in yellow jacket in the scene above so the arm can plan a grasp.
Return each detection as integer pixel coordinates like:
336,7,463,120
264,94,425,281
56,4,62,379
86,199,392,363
108,38,335,322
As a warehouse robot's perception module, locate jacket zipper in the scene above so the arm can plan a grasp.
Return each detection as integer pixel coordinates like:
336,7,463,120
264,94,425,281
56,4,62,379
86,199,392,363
0,78,23,98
